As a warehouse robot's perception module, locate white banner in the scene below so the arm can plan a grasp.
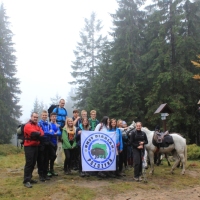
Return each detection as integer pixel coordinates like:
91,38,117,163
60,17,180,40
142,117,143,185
81,131,116,171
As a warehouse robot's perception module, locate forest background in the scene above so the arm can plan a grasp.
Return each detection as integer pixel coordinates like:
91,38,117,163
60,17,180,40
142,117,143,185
1,0,200,145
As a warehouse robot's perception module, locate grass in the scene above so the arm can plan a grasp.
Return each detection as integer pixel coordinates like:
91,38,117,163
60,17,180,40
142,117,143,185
0,144,200,200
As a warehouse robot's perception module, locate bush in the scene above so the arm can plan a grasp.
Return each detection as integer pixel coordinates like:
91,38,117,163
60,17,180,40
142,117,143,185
0,144,23,156
187,144,200,160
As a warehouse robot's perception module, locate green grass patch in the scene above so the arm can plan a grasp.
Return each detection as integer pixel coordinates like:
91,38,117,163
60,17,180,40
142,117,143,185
0,144,200,200
0,144,23,156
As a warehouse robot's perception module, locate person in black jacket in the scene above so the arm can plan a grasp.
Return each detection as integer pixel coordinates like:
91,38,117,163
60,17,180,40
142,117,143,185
130,122,148,181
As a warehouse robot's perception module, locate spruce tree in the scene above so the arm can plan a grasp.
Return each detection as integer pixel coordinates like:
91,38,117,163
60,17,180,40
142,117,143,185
107,0,146,122
70,12,107,110
31,98,46,121
143,0,200,140
0,4,21,144
50,93,61,105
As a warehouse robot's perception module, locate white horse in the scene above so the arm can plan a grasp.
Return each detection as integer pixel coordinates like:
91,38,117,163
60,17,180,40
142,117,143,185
142,127,187,175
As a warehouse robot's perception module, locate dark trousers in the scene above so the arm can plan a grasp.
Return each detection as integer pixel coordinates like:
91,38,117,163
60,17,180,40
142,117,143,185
123,145,128,167
78,146,82,172
49,145,57,171
118,152,123,172
23,146,38,183
64,148,75,171
116,154,119,173
37,144,49,177
71,147,80,169
119,146,128,172
132,148,142,178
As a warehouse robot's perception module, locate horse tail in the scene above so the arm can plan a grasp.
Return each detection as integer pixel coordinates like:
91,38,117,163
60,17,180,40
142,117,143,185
184,141,187,166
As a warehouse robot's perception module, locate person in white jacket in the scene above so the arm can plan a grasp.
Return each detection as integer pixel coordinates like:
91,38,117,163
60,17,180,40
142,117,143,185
94,116,110,178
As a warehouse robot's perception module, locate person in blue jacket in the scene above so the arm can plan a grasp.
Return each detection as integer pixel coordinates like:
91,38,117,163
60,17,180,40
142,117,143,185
76,118,91,177
48,112,61,176
52,99,68,131
37,110,54,181
109,118,123,177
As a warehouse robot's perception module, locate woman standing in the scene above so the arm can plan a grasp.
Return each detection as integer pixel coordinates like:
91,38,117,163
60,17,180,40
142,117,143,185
117,120,128,174
109,118,123,176
94,116,110,178
94,116,110,132
76,118,91,177
62,118,76,175
130,122,148,181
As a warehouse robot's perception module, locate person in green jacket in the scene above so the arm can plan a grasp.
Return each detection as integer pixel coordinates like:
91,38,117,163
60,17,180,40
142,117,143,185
62,118,76,175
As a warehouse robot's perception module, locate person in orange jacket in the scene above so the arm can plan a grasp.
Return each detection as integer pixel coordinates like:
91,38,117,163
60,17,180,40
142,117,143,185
23,112,44,188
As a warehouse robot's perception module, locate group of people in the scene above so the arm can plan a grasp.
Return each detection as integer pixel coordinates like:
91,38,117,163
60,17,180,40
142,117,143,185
23,99,148,188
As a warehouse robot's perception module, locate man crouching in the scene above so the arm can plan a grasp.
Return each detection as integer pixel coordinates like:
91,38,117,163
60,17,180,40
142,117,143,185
23,112,44,188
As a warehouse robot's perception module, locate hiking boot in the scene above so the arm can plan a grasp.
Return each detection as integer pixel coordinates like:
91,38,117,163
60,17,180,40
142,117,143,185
116,172,123,177
133,177,139,181
125,166,129,170
73,167,78,171
84,172,90,177
44,175,50,180
51,171,58,176
65,169,71,175
30,179,38,184
121,172,126,176
79,172,85,177
89,171,98,176
24,182,32,188
47,172,52,177
139,177,143,181
39,176,45,182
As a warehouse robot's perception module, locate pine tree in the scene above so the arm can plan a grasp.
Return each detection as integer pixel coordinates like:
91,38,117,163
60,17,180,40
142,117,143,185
86,41,113,118
143,0,200,140
50,93,61,105
0,4,21,144
31,98,46,120
70,12,107,110
107,0,146,122
65,88,76,117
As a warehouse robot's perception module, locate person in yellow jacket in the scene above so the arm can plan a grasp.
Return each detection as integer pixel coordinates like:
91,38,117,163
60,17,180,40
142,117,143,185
62,118,76,175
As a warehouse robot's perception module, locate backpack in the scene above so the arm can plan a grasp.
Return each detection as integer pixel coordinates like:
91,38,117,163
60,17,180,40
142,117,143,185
17,124,26,148
47,104,67,119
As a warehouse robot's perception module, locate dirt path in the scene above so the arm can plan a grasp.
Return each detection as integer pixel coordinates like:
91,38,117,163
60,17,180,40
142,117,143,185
114,186,200,200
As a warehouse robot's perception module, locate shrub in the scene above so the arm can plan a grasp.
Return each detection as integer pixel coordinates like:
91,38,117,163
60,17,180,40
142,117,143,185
187,144,200,160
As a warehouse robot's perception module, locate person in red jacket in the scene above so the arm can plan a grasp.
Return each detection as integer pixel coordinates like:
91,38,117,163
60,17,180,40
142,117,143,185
23,112,44,188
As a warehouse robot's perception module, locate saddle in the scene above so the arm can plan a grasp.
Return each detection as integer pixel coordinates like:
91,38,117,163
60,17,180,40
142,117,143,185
153,131,174,148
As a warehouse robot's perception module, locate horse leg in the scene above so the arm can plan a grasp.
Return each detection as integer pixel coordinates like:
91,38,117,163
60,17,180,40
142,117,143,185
148,150,154,175
165,153,171,166
178,153,185,175
170,151,180,174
